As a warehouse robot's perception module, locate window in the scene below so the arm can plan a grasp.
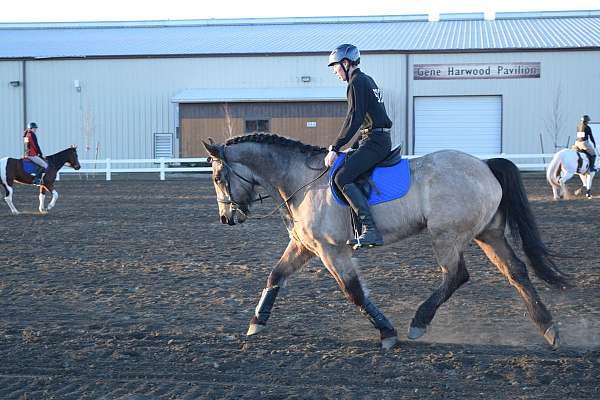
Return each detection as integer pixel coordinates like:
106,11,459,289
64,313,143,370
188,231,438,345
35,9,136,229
245,119,270,133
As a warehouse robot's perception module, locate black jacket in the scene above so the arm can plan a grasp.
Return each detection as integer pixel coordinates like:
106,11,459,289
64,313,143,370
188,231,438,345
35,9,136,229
331,69,392,152
578,123,596,147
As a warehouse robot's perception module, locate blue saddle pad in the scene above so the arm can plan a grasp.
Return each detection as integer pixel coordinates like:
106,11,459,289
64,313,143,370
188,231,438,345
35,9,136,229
22,159,44,175
329,153,411,206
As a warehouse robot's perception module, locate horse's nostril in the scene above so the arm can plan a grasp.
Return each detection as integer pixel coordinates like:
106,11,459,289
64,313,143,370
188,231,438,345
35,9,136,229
220,215,227,224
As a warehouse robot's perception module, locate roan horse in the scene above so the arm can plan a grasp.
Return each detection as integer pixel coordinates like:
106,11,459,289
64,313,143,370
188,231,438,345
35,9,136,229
546,148,598,200
0,146,81,214
203,133,570,350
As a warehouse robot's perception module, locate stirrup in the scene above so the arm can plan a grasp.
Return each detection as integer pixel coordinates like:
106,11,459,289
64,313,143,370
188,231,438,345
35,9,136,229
347,233,384,249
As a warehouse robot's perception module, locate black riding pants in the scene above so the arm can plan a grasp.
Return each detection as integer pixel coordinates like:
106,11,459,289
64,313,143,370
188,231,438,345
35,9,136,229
333,132,392,190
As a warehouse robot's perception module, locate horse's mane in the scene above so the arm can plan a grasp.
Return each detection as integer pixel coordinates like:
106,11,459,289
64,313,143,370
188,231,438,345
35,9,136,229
225,133,326,154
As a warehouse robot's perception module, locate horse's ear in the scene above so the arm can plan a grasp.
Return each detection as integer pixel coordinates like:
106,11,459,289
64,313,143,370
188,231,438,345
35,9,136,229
208,137,215,145
70,144,78,149
202,140,221,159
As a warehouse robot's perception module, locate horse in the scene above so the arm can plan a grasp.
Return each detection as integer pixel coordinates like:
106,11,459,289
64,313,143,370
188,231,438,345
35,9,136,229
0,146,81,214
546,148,598,200
202,133,570,350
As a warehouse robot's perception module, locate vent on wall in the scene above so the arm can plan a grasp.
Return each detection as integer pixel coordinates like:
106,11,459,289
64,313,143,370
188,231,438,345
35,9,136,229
154,133,174,159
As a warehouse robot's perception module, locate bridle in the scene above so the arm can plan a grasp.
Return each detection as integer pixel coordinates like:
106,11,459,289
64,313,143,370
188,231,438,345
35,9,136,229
212,146,329,220
213,146,269,214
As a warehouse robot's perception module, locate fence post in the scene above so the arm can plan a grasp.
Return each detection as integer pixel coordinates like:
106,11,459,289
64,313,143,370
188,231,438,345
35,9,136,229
160,158,166,181
106,158,111,181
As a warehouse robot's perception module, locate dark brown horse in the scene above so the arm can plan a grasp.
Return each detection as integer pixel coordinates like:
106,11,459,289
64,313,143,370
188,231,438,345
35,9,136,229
1,146,81,214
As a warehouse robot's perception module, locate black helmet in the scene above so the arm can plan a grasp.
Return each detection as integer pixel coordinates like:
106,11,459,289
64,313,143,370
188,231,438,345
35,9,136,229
27,122,38,129
328,44,360,67
582,115,591,123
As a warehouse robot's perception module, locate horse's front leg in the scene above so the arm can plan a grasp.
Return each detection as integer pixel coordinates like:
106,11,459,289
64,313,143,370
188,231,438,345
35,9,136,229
4,186,20,215
47,190,59,210
38,188,47,213
319,245,398,350
247,239,314,336
585,173,594,198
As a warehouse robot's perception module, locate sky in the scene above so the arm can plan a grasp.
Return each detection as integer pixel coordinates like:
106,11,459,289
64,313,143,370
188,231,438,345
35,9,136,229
1,0,599,23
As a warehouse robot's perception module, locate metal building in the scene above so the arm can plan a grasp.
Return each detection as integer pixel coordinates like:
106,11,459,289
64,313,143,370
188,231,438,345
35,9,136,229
1,10,599,160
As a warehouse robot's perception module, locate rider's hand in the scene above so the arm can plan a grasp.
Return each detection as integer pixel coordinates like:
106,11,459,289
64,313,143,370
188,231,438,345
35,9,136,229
324,150,338,167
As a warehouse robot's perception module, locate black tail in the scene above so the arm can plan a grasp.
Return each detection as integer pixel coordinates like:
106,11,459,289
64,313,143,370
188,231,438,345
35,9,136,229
486,158,571,289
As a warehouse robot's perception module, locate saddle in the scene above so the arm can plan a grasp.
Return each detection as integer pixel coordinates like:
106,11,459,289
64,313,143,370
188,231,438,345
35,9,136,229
329,145,411,206
573,149,592,173
21,159,46,176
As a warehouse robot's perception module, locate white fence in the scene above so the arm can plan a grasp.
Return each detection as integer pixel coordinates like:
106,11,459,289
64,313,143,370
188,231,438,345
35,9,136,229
56,154,556,181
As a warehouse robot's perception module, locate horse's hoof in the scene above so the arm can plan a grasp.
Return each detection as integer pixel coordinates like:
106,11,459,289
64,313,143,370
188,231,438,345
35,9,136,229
544,325,560,350
11,211,20,215
246,323,266,336
381,335,399,350
407,325,426,340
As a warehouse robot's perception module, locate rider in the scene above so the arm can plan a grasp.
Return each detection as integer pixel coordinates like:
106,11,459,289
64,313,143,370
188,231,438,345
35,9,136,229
23,122,48,184
574,115,597,172
325,44,393,248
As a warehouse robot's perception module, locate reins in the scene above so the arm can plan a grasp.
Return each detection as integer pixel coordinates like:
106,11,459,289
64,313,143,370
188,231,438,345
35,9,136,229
244,166,330,220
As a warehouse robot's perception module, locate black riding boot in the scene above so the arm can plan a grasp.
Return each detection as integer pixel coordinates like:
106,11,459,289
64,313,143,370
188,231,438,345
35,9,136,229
589,154,597,172
342,183,384,248
33,168,43,185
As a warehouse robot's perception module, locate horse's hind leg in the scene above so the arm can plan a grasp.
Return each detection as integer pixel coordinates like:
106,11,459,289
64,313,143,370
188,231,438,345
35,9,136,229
408,233,470,340
247,239,314,336
475,216,558,348
559,171,574,199
3,185,20,215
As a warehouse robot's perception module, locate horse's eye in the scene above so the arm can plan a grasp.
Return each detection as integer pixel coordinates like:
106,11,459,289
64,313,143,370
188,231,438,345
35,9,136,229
214,176,221,184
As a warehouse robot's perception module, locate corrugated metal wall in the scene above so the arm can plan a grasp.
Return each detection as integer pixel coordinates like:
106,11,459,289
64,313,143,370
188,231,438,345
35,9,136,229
2,55,392,160
0,61,24,157
409,50,600,154
1,50,599,159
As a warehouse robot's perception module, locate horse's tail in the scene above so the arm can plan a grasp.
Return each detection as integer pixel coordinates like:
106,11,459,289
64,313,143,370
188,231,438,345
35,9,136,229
545,152,562,188
486,158,571,289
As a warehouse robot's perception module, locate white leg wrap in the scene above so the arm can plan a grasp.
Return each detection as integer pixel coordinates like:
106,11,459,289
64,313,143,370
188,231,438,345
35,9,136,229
47,190,59,210
39,193,46,212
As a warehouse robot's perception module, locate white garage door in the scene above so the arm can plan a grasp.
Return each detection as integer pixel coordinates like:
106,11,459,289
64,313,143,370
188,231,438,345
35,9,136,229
414,96,502,155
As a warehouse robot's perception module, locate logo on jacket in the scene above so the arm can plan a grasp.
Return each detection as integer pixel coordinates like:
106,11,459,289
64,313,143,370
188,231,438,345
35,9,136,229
372,89,384,103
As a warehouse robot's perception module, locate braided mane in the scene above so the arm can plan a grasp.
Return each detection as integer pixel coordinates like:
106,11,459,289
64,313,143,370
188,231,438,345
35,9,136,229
225,133,326,154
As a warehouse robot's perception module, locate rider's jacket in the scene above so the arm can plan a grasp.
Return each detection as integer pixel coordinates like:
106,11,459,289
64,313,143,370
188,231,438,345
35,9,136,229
23,130,43,157
330,69,392,152
577,123,596,147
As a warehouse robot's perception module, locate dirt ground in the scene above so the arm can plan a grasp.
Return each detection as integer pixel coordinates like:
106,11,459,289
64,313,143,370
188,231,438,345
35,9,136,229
0,173,599,399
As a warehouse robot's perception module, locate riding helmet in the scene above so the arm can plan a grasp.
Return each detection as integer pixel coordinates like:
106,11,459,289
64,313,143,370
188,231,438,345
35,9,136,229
581,115,591,123
328,44,360,67
27,122,38,129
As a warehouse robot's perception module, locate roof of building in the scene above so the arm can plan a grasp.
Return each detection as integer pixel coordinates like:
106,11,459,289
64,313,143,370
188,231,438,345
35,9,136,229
172,87,346,103
1,10,600,59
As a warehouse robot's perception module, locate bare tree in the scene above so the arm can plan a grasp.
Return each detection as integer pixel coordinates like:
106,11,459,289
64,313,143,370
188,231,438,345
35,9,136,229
544,84,565,151
222,102,234,139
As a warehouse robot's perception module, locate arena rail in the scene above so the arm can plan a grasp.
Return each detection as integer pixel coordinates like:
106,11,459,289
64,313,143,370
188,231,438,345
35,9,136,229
56,154,556,181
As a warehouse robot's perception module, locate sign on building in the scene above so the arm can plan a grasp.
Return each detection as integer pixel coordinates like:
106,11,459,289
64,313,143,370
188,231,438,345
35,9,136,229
414,62,541,80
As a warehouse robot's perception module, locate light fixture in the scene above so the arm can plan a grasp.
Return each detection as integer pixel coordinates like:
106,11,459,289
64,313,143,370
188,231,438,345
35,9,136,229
301,76,311,82
74,80,81,92
9,81,20,87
